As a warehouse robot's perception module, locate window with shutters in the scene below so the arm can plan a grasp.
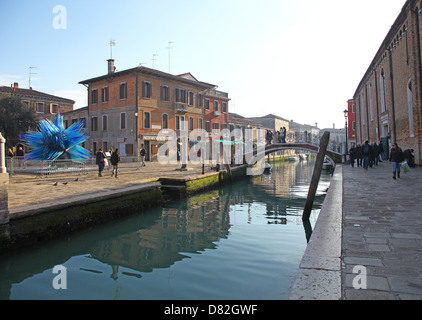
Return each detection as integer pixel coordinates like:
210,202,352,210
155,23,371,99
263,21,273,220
101,86,109,103
161,85,169,101
119,83,127,100
143,81,151,98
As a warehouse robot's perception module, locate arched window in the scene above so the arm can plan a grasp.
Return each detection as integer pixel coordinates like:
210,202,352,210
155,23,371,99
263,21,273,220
380,68,387,113
407,79,415,137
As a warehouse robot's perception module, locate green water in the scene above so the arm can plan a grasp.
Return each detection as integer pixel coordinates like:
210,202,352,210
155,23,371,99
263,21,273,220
0,160,331,300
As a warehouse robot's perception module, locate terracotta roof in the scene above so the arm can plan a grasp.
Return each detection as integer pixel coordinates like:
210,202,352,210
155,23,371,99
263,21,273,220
0,86,75,104
79,66,216,89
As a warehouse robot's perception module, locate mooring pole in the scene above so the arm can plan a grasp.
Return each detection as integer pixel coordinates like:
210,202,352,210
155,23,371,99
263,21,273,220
302,131,330,222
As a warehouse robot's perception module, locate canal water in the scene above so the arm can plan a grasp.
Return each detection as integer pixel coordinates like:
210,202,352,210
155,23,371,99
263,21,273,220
0,159,332,300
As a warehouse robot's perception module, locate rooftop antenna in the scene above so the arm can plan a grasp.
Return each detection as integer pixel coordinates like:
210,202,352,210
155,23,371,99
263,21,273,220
151,54,158,68
166,41,174,73
110,39,116,59
29,66,37,89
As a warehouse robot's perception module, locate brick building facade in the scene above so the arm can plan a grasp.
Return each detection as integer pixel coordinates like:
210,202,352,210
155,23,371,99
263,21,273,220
79,60,217,159
0,82,74,121
352,0,422,165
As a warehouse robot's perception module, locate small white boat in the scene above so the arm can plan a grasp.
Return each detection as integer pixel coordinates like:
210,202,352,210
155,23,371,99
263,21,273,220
264,162,272,173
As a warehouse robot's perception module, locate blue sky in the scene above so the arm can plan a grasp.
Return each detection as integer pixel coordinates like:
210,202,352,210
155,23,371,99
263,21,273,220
0,0,406,129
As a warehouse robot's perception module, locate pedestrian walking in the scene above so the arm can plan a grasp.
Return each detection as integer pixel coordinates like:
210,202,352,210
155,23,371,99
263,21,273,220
389,142,404,180
140,144,146,167
110,148,120,178
373,142,379,166
95,148,107,177
355,144,362,167
403,148,415,168
282,127,287,143
362,141,371,170
349,145,356,167
16,147,24,157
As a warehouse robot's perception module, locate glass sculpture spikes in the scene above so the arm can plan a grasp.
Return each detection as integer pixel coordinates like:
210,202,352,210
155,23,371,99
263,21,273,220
20,111,90,161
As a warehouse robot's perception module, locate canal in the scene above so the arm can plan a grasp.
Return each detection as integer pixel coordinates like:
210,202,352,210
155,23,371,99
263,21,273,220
0,159,332,300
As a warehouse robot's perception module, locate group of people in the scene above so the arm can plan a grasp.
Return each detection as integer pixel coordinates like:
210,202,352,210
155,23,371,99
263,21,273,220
349,140,415,180
349,140,384,169
7,147,25,158
95,144,147,178
265,127,287,145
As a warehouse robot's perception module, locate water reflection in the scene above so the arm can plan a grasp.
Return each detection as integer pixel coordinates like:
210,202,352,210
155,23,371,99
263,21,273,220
0,159,330,300
91,191,232,275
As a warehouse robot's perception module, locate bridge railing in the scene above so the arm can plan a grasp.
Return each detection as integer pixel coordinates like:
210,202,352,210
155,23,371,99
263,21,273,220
272,132,342,154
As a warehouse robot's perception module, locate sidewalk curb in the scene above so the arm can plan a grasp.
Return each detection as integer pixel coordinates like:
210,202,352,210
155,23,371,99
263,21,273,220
290,165,343,300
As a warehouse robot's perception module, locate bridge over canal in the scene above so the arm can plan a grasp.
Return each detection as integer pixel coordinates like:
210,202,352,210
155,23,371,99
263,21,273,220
264,142,343,164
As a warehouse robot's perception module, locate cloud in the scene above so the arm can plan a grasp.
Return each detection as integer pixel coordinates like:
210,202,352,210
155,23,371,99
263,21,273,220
0,74,26,87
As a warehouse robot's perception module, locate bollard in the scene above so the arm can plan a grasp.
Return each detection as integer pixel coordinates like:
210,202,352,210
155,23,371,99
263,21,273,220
0,132,10,226
302,131,330,222
0,132,6,174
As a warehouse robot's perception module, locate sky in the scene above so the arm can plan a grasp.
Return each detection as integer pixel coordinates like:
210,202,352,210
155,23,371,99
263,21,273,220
0,0,407,129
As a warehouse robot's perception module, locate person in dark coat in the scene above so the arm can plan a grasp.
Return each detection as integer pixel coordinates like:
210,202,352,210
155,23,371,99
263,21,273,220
372,142,379,166
362,141,371,170
349,145,357,168
110,148,120,178
355,144,362,167
389,143,404,179
95,148,106,177
403,149,415,168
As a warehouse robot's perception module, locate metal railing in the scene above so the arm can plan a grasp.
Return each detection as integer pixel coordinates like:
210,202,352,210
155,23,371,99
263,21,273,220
5,156,144,176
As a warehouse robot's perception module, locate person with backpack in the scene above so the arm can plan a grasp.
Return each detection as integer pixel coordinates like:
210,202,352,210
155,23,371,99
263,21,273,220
389,142,404,180
110,148,120,178
362,141,371,170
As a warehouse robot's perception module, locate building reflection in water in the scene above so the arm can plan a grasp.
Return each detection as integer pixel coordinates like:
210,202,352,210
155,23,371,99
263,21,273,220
90,161,328,279
91,190,232,277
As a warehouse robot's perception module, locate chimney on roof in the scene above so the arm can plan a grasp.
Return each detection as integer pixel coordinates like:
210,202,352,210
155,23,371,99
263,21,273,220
107,59,115,74
13,82,19,89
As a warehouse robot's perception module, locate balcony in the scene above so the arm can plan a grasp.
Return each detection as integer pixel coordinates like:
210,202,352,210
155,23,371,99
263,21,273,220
175,102,187,113
214,110,221,116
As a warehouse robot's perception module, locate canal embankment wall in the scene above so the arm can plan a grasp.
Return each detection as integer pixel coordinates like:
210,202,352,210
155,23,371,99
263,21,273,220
0,165,249,254
289,165,343,300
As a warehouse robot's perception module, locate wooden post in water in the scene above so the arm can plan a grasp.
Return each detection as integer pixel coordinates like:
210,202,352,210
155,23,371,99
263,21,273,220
302,131,330,222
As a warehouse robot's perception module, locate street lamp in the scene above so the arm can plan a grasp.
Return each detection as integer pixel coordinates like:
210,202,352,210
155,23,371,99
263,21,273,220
343,109,349,163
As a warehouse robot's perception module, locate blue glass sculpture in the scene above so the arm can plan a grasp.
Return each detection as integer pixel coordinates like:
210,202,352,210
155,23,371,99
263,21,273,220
20,110,90,161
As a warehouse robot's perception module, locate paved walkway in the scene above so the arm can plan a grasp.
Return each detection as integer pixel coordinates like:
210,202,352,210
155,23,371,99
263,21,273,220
7,162,206,212
342,161,422,300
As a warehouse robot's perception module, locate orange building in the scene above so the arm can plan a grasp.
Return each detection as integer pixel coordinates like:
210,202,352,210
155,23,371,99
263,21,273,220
79,60,216,159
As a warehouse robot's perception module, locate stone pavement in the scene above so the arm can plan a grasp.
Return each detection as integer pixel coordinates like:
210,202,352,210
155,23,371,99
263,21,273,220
342,161,422,300
7,162,206,211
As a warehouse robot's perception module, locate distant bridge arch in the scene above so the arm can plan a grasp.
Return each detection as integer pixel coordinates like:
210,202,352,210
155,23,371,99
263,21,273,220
264,143,343,164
